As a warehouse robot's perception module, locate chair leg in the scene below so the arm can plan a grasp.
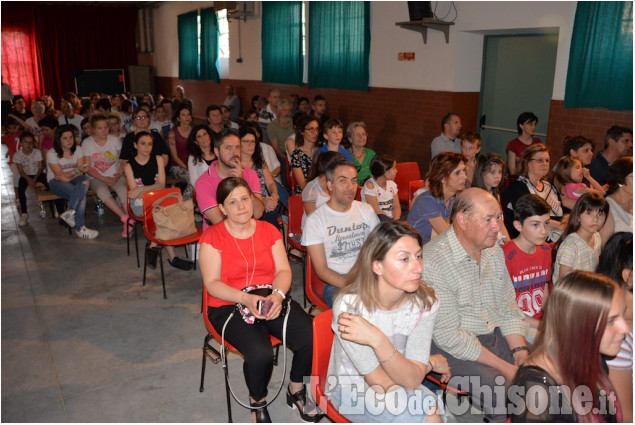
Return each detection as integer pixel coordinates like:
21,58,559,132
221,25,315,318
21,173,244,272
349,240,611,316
158,248,167,299
193,243,198,271
200,333,213,392
133,223,140,268
126,220,130,256
183,244,188,258
223,362,233,423
142,244,148,286
302,254,307,308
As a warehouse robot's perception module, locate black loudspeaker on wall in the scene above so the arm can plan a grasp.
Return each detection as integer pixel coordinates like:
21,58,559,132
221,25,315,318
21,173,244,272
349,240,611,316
408,1,433,20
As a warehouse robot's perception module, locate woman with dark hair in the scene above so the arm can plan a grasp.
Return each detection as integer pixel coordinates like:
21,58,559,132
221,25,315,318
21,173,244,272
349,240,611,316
46,125,98,239
242,109,259,124
599,156,633,247
564,135,595,167
506,111,542,175
239,126,281,230
124,132,192,271
328,221,449,422
167,105,193,186
502,143,565,241
289,114,319,194
198,177,320,423
407,152,467,244
510,270,628,422
187,125,216,186
597,232,633,423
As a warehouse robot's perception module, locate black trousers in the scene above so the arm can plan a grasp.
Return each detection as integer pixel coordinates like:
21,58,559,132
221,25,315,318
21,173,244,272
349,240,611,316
18,174,48,214
208,299,313,400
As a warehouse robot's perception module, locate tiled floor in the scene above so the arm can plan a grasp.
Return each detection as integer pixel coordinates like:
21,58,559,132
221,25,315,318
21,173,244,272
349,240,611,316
0,153,313,423
0,150,482,423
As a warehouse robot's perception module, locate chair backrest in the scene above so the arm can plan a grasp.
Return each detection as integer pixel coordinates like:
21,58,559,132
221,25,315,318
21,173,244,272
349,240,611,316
288,194,304,237
311,310,350,423
285,157,292,190
305,254,328,311
141,187,182,239
394,162,422,205
355,186,362,201
408,179,425,208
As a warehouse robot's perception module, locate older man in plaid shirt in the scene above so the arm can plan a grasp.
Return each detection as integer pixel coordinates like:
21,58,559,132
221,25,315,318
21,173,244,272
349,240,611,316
422,188,528,422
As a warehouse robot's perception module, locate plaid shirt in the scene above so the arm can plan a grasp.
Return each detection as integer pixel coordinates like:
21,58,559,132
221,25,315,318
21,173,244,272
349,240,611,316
422,227,526,361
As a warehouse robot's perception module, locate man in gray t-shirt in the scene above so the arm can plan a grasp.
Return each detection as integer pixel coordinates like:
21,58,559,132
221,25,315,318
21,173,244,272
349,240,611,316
302,159,379,307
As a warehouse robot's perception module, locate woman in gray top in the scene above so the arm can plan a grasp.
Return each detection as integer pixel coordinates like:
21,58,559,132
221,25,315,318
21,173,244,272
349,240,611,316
328,221,450,422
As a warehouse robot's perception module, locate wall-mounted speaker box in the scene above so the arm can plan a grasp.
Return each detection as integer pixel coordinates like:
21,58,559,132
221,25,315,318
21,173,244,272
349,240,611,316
407,1,433,21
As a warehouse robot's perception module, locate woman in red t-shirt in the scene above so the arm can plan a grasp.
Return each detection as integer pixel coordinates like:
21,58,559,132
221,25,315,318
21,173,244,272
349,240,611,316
506,111,543,176
199,177,321,423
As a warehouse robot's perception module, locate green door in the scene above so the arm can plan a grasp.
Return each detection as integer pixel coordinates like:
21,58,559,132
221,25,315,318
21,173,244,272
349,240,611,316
479,34,559,159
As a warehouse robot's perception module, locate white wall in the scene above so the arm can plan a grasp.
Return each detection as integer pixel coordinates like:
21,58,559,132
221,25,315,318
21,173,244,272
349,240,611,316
153,1,577,98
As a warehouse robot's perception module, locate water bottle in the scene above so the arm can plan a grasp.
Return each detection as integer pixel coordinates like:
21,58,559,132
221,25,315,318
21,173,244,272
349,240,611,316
96,200,105,216
39,203,46,219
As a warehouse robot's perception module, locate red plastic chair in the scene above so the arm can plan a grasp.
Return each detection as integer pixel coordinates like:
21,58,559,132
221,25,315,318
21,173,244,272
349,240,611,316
287,195,308,306
310,310,351,423
141,188,203,298
355,185,362,201
306,254,328,314
408,179,425,209
394,162,422,207
199,287,281,423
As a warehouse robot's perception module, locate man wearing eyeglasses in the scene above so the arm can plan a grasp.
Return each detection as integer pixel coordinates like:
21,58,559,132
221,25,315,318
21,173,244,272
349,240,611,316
431,112,462,159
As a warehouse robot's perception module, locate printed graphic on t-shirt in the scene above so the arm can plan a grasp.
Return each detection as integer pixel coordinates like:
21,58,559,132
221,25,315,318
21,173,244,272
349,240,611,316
511,266,549,318
91,151,118,174
326,221,372,260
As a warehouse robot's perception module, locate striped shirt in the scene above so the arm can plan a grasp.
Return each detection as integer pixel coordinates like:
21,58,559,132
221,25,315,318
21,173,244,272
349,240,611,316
422,227,527,361
553,232,601,284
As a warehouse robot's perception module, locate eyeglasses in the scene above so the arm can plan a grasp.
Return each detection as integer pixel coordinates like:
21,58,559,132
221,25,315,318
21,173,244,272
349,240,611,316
241,139,256,145
134,116,148,120
530,158,550,164
304,127,319,133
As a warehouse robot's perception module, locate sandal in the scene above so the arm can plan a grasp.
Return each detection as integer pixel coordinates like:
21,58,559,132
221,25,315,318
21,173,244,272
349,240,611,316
249,399,272,423
286,385,324,422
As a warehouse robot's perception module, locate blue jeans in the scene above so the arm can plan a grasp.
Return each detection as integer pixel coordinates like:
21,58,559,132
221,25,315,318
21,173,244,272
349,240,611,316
48,175,89,230
323,283,338,308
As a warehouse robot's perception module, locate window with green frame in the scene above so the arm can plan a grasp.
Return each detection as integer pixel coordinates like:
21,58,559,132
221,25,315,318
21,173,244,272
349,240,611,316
177,7,220,82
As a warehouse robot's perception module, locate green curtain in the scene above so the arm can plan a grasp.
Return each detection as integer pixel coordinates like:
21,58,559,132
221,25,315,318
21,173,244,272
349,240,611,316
177,11,199,80
564,1,633,110
200,7,220,82
262,1,303,85
308,1,370,91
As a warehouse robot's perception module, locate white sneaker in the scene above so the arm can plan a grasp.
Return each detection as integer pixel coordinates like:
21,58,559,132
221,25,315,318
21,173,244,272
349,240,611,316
18,213,28,227
60,210,76,228
76,226,99,239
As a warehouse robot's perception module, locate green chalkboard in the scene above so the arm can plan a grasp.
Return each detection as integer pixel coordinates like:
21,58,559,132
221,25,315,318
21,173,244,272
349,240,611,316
74,69,126,97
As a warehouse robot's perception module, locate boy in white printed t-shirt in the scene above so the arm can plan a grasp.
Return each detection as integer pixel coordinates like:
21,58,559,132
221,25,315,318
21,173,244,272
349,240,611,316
13,132,47,226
